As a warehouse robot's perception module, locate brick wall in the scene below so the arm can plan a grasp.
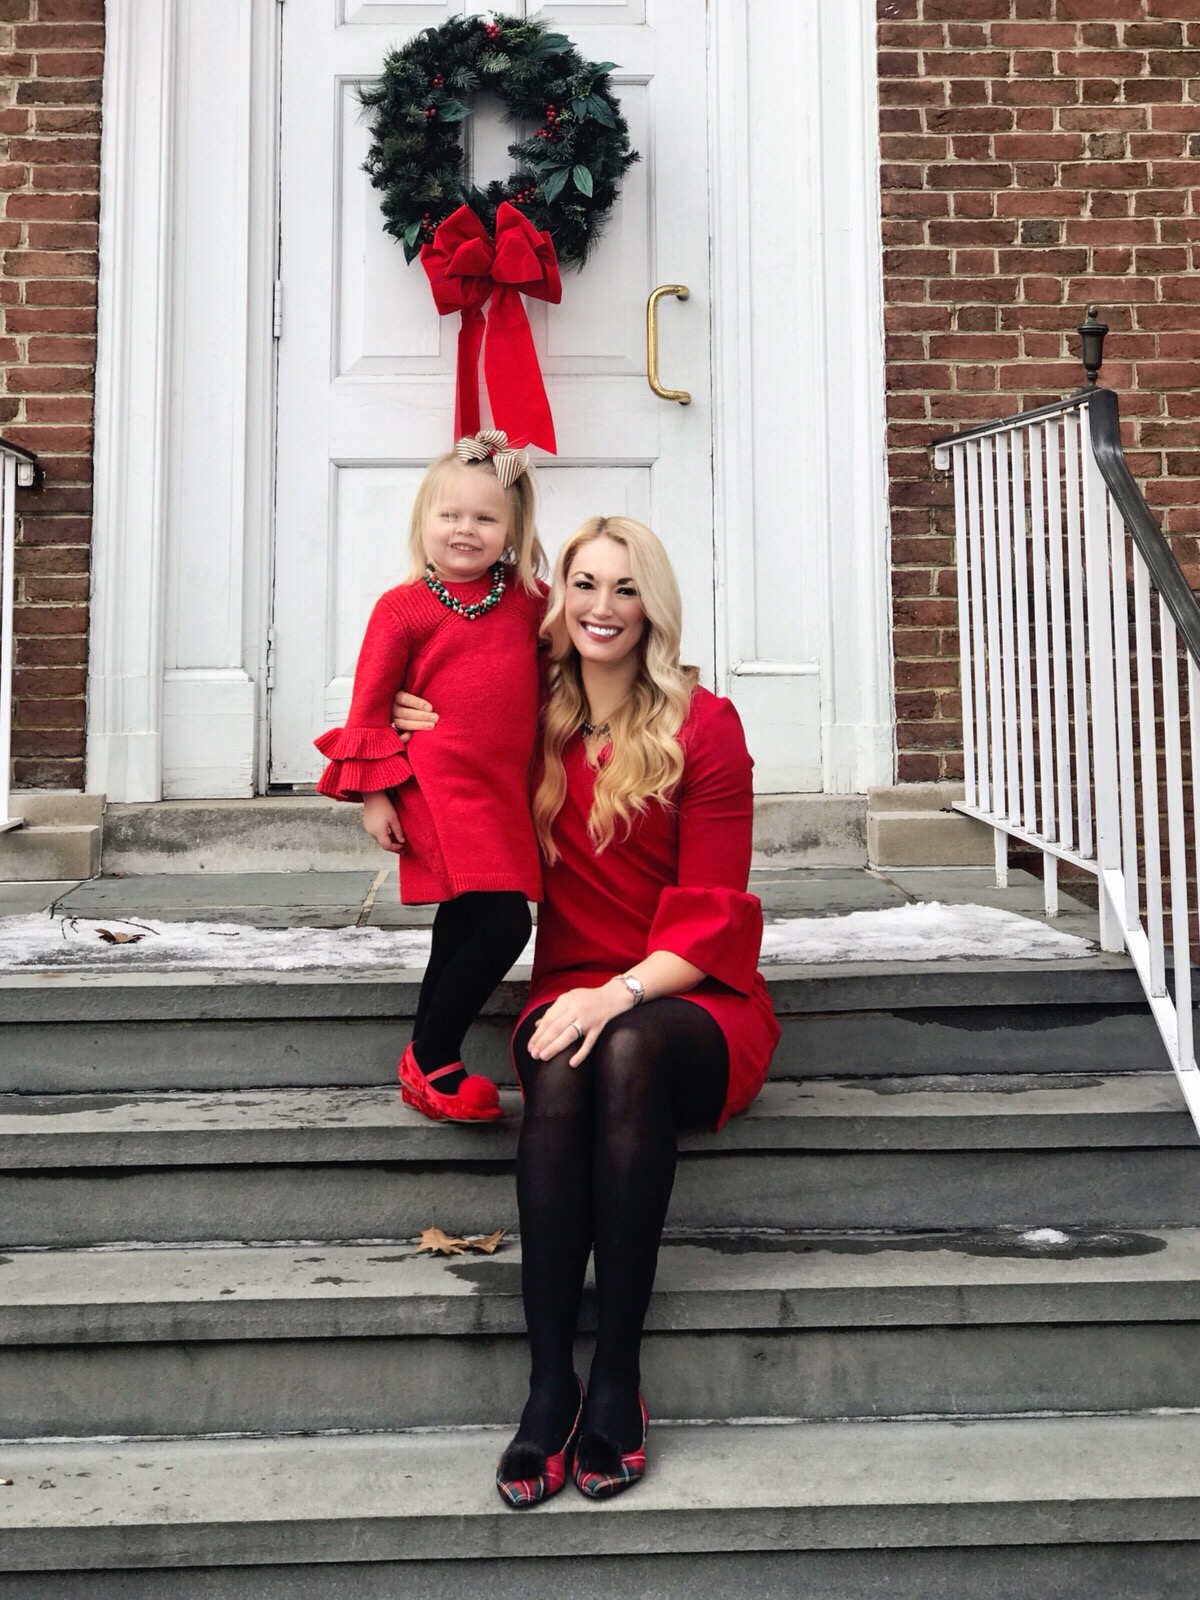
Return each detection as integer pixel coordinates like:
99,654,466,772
1,0,102,791
878,0,1200,783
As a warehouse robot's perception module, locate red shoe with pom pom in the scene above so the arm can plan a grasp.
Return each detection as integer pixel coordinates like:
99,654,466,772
398,1043,501,1123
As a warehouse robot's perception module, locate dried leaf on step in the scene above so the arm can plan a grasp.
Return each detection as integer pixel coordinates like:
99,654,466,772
416,1227,468,1256
464,1230,506,1255
97,928,145,945
0,1477,12,1486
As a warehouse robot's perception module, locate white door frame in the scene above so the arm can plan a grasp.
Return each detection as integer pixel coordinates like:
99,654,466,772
88,0,891,802
88,0,280,801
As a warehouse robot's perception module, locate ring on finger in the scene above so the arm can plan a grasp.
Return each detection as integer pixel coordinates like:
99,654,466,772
570,1020,584,1043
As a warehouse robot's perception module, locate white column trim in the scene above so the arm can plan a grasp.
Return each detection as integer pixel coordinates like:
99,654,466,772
87,0,176,801
88,0,281,802
708,0,893,795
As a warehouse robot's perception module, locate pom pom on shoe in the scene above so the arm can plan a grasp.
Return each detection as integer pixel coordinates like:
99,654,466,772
573,1430,622,1477
496,1438,548,1481
458,1073,501,1114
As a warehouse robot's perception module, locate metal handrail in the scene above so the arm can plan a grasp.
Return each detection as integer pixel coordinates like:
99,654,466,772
0,437,40,833
932,385,1200,1136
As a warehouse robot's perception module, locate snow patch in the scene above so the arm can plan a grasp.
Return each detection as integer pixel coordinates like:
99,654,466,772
1021,1228,1072,1246
0,899,1092,973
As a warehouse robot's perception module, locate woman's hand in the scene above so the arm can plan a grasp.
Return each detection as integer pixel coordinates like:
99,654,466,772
362,790,405,854
528,979,636,1068
391,690,438,744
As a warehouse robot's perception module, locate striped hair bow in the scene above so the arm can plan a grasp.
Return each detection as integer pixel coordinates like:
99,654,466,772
454,429,530,489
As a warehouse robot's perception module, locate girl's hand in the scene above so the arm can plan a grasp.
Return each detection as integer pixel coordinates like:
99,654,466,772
391,690,438,743
528,979,636,1068
363,791,405,854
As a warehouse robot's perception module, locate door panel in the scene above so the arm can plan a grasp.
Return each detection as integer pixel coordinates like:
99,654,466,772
272,0,713,783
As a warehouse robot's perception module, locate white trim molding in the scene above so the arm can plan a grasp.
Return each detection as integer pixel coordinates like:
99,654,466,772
88,0,280,801
709,0,893,794
88,1,176,801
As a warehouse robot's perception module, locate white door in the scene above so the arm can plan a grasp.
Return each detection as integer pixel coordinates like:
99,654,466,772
269,0,713,785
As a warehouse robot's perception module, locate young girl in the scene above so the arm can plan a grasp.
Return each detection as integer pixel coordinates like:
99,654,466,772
314,430,547,1123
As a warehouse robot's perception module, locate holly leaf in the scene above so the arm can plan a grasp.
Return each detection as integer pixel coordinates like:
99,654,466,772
533,32,570,56
542,167,570,202
416,1227,468,1256
437,99,472,123
571,96,588,120
586,94,617,128
97,928,145,945
571,164,594,197
465,1229,506,1255
403,220,422,248
590,62,619,76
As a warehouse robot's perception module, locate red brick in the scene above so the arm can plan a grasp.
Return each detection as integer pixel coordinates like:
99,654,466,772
24,221,96,250
928,220,1015,245
926,163,1013,190
32,50,104,77
4,190,97,219
993,133,1085,160
992,78,1080,105
7,243,98,274
12,23,104,47
925,107,1013,132
952,191,998,219
1057,50,1145,75
5,307,95,335
28,164,98,191
22,279,96,307
15,77,102,105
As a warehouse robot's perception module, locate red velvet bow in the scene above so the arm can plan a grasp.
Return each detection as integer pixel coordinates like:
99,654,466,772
421,202,562,454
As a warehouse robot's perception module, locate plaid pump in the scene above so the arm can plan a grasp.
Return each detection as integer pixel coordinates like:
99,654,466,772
496,1380,585,1509
573,1394,649,1500
398,1043,501,1123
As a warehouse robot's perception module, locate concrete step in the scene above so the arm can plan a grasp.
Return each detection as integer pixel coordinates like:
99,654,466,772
0,957,1182,1092
2,1414,1199,1584
100,794,871,874
1,1229,1197,1437
2,1076,1196,1246
0,793,104,882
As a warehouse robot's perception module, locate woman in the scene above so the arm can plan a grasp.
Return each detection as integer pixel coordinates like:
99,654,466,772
396,516,779,1506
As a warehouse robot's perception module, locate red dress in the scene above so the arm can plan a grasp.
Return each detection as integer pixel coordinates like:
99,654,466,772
315,572,544,905
521,688,780,1127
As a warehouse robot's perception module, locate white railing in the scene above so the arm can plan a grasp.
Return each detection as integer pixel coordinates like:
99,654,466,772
934,386,1200,1137
1,438,40,833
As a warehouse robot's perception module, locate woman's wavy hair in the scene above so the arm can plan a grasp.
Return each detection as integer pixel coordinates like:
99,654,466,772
534,516,699,861
405,449,546,593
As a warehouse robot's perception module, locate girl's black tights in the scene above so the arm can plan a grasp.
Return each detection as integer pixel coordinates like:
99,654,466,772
411,891,531,1091
509,998,729,1458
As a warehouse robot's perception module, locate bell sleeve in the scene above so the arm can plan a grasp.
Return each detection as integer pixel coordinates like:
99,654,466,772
645,697,764,996
314,593,416,802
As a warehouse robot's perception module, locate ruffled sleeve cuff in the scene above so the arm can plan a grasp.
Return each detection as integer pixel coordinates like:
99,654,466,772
646,885,764,996
314,725,414,803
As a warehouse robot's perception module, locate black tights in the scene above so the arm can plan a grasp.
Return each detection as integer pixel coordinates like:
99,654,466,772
508,999,729,1459
411,892,530,1089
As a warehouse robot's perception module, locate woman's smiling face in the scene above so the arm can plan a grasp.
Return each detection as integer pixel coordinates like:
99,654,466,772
563,536,646,667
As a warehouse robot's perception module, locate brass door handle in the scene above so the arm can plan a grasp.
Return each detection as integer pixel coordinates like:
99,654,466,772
646,284,691,405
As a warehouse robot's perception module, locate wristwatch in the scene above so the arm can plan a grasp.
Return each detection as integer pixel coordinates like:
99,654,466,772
617,972,646,1006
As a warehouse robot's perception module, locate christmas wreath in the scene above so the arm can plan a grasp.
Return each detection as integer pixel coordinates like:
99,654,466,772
359,13,639,271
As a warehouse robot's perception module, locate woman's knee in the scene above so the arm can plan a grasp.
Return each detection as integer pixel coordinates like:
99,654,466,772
517,1047,594,1121
591,1018,669,1119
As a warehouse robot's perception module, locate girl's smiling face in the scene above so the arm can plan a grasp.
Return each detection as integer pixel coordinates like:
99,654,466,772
564,536,646,667
422,462,511,583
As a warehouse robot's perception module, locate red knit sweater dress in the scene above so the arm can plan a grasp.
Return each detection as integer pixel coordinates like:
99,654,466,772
315,572,545,905
520,688,780,1127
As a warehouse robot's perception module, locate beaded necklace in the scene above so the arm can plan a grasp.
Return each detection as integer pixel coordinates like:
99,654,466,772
424,561,506,620
580,719,611,741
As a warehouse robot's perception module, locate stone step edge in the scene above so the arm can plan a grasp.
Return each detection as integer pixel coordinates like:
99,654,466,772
2,1076,1193,1170
2,1412,1198,1572
2,1228,1196,1346
0,953,1156,1025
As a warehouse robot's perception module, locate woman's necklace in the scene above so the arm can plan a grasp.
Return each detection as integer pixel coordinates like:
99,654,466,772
424,561,506,620
580,717,610,741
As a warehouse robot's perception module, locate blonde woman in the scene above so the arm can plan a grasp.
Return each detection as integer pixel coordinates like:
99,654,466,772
396,516,779,1506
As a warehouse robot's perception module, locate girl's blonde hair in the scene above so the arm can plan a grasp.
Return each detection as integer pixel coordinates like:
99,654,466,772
405,449,547,592
534,516,699,861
